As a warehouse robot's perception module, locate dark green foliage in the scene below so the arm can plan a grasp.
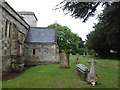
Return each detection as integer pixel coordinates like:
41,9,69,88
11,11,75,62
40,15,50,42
86,2,120,59
79,37,85,48
56,1,120,58
55,1,110,22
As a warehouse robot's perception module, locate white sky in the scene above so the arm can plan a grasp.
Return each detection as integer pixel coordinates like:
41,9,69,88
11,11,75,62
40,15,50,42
5,0,101,40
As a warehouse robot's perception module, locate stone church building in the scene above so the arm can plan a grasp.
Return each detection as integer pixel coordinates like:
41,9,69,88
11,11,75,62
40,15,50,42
24,27,59,66
0,0,59,75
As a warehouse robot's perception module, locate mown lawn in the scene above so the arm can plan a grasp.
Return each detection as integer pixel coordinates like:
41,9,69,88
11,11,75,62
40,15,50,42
2,55,119,88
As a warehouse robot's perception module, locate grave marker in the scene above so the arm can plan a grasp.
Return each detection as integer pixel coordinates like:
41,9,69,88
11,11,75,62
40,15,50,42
75,53,80,64
75,64,89,80
59,51,69,68
87,59,100,85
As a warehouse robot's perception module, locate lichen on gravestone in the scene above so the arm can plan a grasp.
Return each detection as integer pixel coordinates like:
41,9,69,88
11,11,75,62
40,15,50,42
59,51,69,68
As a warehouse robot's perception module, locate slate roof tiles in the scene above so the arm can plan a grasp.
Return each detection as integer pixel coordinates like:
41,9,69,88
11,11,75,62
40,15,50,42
25,27,57,44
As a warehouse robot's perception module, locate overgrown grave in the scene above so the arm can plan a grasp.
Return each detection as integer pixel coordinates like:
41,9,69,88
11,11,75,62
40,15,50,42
75,58,100,86
75,64,89,81
87,59,100,85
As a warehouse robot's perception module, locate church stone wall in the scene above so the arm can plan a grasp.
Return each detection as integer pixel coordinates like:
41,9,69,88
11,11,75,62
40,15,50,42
20,14,37,27
0,1,59,76
0,4,3,80
0,1,29,74
24,44,59,66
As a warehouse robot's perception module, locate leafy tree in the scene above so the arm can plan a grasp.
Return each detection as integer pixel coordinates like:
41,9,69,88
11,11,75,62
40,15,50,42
48,23,83,66
48,23,80,54
79,37,85,48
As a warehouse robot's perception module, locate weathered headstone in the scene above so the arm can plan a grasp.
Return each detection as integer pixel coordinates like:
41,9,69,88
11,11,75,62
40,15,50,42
87,59,99,85
75,64,89,80
75,53,80,64
83,52,86,57
59,51,69,68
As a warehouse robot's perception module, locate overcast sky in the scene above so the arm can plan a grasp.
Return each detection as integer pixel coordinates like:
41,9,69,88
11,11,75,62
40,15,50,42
5,0,102,40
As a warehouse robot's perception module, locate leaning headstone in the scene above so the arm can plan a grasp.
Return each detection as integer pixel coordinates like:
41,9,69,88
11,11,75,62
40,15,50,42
59,51,69,68
75,64,89,80
75,53,80,64
87,59,100,85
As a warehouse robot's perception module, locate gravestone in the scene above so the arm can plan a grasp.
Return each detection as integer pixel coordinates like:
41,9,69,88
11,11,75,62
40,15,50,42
75,64,89,80
59,51,69,68
83,52,86,57
75,53,80,64
87,59,99,85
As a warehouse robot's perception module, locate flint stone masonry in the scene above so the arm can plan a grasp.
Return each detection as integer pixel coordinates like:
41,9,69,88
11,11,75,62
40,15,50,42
24,27,59,66
1,1,59,75
0,4,2,81
0,1,29,74
24,44,59,66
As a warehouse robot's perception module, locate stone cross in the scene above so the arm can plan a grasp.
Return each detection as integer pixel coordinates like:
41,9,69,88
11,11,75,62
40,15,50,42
87,59,98,85
88,59,96,74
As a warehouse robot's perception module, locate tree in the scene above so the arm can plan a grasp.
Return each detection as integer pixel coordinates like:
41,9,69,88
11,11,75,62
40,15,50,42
48,23,82,67
86,2,120,59
56,1,120,59
48,23,80,54
79,37,85,48
55,1,110,22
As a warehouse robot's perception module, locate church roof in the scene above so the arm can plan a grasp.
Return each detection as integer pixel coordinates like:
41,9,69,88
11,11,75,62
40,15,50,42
25,27,57,44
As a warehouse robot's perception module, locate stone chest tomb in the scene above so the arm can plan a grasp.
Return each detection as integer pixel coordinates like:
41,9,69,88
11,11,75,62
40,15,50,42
75,64,89,80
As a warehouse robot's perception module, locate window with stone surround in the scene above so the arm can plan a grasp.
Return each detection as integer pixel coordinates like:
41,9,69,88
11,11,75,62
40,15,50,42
9,22,12,38
33,49,35,55
7,21,10,37
5,19,9,37
4,19,11,38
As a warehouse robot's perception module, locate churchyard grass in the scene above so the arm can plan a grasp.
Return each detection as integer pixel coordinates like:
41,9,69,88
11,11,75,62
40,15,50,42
2,55,119,88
